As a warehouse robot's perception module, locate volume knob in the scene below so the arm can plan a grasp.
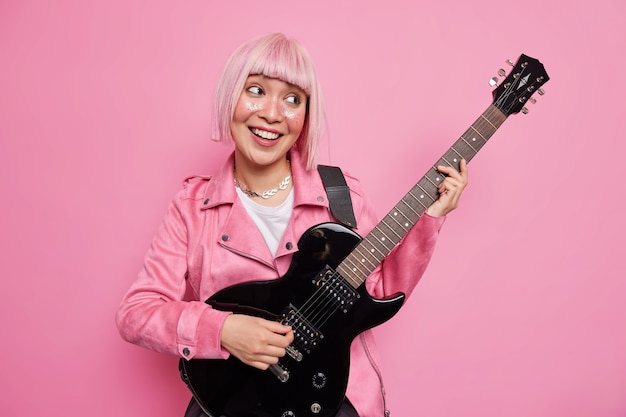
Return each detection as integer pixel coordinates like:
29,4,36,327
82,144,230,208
312,372,327,389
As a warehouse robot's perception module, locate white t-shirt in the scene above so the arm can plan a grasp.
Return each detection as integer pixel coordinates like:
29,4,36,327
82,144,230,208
235,187,294,257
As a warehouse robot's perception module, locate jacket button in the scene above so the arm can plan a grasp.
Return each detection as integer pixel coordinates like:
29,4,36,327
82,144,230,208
203,198,210,205
317,196,325,202
182,348,190,357
286,242,293,250
221,234,230,241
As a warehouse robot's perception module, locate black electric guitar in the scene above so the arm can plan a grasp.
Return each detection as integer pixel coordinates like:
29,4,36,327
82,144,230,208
180,54,549,417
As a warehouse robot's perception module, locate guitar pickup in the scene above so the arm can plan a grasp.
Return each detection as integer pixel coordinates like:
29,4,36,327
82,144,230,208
280,304,323,355
314,266,359,313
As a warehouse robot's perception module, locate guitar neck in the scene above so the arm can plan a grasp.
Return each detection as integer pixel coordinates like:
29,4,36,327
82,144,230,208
338,104,507,288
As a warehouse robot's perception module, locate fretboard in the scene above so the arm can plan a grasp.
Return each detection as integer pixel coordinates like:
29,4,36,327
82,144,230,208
337,104,507,288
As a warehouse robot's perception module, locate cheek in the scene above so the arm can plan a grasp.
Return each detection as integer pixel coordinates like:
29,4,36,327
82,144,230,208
281,106,297,120
287,114,306,137
245,101,263,112
280,105,306,128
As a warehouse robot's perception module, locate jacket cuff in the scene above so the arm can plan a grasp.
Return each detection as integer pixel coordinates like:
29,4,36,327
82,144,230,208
176,302,231,360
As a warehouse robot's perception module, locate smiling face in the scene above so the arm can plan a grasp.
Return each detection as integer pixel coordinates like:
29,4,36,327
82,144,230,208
230,75,308,171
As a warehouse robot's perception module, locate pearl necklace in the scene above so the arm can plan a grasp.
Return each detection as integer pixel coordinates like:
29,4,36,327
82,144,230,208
234,169,292,199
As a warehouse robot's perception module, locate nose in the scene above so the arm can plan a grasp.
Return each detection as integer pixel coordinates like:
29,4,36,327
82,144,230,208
258,97,284,123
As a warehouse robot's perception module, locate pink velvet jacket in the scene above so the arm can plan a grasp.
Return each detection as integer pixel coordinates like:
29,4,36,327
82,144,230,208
116,150,445,417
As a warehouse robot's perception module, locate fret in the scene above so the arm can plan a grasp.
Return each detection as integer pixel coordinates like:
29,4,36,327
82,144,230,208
406,190,429,210
460,136,478,153
371,224,396,248
440,155,455,169
378,218,405,241
404,194,428,220
449,146,464,161
418,175,440,198
422,168,443,190
392,204,415,223
367,230,395,254
464,131,487,150
338,268,360,288
339,256,367,282
397,197,421,218
352,245,378,270
366,239,392,261
480,113,498,130
469,125,487,141
415,183,436,202
358,239,385,264
452,140,475,160
388,209,412,231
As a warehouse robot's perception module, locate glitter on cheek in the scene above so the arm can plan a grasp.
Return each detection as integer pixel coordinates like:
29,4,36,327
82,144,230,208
245,102,263,112
280,105,298,120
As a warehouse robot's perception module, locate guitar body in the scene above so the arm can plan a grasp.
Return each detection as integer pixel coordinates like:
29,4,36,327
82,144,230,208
180,222,406,417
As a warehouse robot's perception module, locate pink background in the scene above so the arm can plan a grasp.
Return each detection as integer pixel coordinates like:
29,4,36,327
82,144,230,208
1,1,625,416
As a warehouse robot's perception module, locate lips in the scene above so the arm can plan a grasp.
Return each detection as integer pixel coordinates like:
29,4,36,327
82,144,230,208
251,128,281,141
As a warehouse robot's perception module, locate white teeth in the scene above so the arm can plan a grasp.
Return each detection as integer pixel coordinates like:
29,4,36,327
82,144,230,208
252,128,280,140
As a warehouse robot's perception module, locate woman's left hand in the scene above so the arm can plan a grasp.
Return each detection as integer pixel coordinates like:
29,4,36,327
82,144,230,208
426,159,468,217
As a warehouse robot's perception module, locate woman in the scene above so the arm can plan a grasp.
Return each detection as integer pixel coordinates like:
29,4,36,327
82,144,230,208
116,32,468,417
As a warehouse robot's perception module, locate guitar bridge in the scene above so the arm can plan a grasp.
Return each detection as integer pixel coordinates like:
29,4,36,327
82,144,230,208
285,345,303,362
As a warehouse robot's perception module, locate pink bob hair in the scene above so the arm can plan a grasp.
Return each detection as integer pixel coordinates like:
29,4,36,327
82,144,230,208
211,33,325,170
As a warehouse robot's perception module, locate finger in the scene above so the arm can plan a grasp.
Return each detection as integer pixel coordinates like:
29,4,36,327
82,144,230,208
256,343,288,359
247,358,275,370
437,159,468,181
442,177,462,192
261,319,292,335
438,177,460,194
459,158,468,180
266,331,294,349
436,164,461,179
284,328,295,344
439,169,468,193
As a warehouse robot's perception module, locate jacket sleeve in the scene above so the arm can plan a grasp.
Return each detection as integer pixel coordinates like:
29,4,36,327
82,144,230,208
115,187,231,360
348,176,446,300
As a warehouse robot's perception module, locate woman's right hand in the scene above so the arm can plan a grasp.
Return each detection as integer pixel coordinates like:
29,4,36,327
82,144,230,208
220,314,294,370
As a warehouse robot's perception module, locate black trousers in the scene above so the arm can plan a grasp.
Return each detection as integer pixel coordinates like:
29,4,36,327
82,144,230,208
184,397,360,417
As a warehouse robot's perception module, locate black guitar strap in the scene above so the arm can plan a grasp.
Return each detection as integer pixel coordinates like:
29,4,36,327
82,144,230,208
317,165,357,229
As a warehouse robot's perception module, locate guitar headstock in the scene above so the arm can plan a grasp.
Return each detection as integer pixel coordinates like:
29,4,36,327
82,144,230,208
491,54,549,116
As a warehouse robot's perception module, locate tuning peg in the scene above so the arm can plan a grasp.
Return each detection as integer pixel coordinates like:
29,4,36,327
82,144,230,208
528,97,537,104
506,59,515,66
538,88,545,95
490,67,510,86
521,107,529,114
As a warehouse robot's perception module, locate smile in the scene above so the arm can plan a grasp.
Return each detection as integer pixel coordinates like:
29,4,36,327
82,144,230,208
251,128,281,140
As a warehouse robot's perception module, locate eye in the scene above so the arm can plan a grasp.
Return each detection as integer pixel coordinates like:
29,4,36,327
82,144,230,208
285,94,302,105
246,86,263,95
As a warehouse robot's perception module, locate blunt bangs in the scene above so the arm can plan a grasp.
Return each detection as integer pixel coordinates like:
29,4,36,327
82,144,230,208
248,38,314,95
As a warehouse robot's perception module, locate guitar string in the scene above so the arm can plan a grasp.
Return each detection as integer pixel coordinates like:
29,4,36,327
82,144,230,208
299,272,344,326
295,267,358,335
